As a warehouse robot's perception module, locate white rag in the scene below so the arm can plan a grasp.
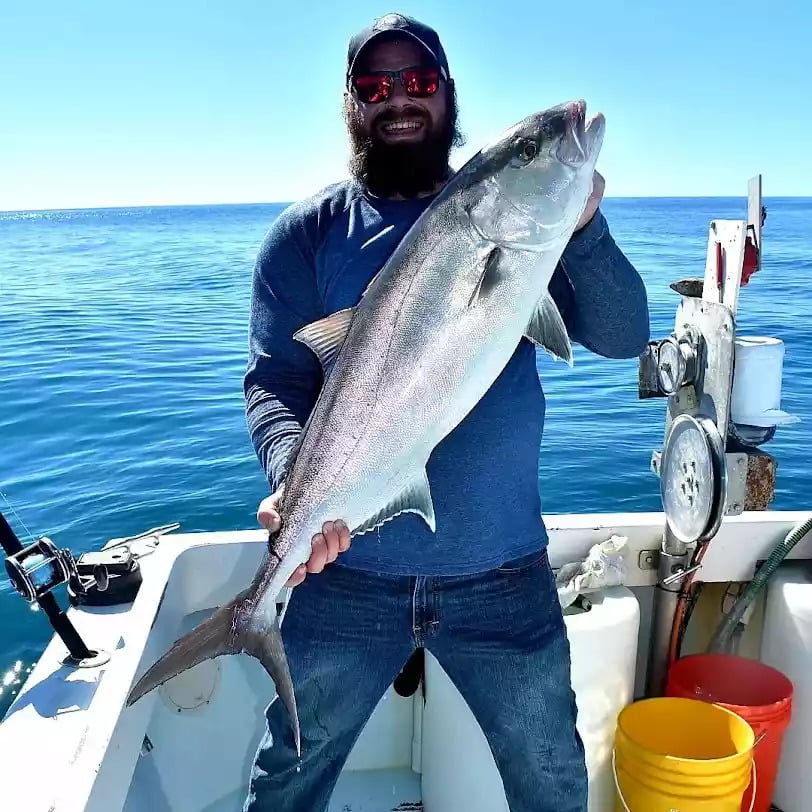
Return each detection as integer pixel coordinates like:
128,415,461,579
555,534,628,608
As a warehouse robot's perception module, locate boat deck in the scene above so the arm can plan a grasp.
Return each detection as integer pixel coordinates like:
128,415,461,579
4,513,812,811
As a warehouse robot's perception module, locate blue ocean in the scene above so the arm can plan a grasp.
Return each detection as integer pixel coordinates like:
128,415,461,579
1,197,810,712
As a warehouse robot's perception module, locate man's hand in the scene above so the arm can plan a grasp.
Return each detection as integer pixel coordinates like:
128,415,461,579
257,487,352,587
576,170,605,231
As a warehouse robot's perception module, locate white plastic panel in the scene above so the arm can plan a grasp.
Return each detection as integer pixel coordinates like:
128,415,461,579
761,564,812,812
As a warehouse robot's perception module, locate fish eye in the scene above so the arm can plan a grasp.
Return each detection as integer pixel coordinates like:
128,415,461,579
515,139,537,164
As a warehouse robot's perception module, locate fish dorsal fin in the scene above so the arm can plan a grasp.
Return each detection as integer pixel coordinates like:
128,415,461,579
351,468,436,536
468,245,503,307
293,307,356,376
525,292,574,365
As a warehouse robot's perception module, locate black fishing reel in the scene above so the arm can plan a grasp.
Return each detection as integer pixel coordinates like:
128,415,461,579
5,537,92,602
5,535,142,608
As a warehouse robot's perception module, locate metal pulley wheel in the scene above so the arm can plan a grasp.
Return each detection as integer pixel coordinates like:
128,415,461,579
656,331,699,395
660,414,727,544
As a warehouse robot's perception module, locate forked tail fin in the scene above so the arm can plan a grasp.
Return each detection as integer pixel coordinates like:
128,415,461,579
125,591,301,755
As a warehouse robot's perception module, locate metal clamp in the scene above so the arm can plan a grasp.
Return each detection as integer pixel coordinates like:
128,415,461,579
662,562,703,587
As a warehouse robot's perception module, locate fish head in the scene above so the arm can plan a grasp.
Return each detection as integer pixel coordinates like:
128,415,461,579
464,100,605,251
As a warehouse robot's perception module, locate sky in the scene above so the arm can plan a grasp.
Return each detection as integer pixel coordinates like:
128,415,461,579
1,0,809,211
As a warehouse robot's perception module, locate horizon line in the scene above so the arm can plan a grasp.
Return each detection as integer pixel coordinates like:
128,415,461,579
2,193,809,215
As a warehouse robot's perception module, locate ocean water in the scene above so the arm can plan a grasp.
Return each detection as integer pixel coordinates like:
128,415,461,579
1,197,810,712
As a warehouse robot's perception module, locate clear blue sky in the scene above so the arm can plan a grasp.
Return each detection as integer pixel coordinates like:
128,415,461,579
1,0,809,210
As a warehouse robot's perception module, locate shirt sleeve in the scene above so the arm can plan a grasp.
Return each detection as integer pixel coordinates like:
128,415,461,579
243,206,325,493
548,209,650,359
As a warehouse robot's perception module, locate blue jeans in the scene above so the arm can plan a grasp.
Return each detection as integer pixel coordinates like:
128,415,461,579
243,549,587,812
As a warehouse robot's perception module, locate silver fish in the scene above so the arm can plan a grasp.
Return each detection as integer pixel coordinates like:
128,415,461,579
125,100,605,756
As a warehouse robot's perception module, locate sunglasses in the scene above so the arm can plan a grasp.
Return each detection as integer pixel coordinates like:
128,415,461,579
350,65,443,104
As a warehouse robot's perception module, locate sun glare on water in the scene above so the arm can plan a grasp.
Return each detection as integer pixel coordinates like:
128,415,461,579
0,660,33,706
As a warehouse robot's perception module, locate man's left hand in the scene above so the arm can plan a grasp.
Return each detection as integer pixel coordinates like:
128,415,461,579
576,170,605,231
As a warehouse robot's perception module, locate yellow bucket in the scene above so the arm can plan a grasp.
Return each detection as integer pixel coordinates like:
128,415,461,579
613,697,756,811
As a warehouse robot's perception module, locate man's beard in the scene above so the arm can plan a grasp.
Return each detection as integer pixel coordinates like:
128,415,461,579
344,88,464,199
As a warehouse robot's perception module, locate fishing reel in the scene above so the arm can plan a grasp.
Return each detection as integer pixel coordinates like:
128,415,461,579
1,519,102,667
5,537,97,603
5,535,141,608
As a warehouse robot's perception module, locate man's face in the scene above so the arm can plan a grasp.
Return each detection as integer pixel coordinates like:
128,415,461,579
354,39,448,147
344,36,463,198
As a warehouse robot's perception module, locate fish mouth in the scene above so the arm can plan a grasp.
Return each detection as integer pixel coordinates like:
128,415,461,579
556,100,605,167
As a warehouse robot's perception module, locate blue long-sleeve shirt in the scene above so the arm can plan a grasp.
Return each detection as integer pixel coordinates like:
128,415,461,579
244,180,649,576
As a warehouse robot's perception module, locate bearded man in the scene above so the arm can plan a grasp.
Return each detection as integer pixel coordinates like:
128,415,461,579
242,12,649,812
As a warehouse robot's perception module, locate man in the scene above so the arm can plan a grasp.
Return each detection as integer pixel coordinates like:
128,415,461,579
242,13,649,812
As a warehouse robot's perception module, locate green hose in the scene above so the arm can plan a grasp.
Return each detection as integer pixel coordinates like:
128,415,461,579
707,516,812,654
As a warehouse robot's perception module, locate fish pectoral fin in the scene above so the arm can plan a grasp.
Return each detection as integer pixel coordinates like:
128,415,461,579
352,468,437,536
125,589,301,756
467,245,503,307
293,307,356,376
524,292,574,365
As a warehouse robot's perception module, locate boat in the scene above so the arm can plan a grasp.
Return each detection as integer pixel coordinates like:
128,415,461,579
1,176,809,811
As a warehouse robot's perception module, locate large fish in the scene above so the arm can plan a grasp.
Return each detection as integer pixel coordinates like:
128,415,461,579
126,100,605,756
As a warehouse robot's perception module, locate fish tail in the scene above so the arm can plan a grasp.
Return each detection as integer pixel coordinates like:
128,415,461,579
125,590,301,756
244,614,301,757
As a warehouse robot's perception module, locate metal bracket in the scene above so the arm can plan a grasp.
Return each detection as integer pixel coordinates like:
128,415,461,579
638,342,666,399
638,549,659,571
657,549,694,592
724,453,748,515
662,562,703,587
668,298,736,437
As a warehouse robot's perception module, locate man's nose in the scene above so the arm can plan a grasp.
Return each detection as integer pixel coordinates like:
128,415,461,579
386,77,412,106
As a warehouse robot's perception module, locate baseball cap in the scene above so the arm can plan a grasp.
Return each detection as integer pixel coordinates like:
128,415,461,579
346,13,451,85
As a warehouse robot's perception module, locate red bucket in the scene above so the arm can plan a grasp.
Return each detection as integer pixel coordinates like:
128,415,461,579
666,653,793,812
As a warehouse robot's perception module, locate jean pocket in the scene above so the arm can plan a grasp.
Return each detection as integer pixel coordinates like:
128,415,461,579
495,549,548,574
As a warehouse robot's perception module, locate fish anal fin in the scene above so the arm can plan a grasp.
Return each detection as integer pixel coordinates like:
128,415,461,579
525,292,573,365
125,589,302,756
293,307,356,377
352,469,436,536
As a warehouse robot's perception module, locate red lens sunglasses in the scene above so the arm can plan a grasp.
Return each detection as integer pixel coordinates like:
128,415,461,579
351,65,443,104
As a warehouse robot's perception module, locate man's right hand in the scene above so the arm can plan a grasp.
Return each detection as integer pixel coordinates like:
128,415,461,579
257,488,352,587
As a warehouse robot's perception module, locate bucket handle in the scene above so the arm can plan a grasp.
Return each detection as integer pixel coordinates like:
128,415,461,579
612,749,757,812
